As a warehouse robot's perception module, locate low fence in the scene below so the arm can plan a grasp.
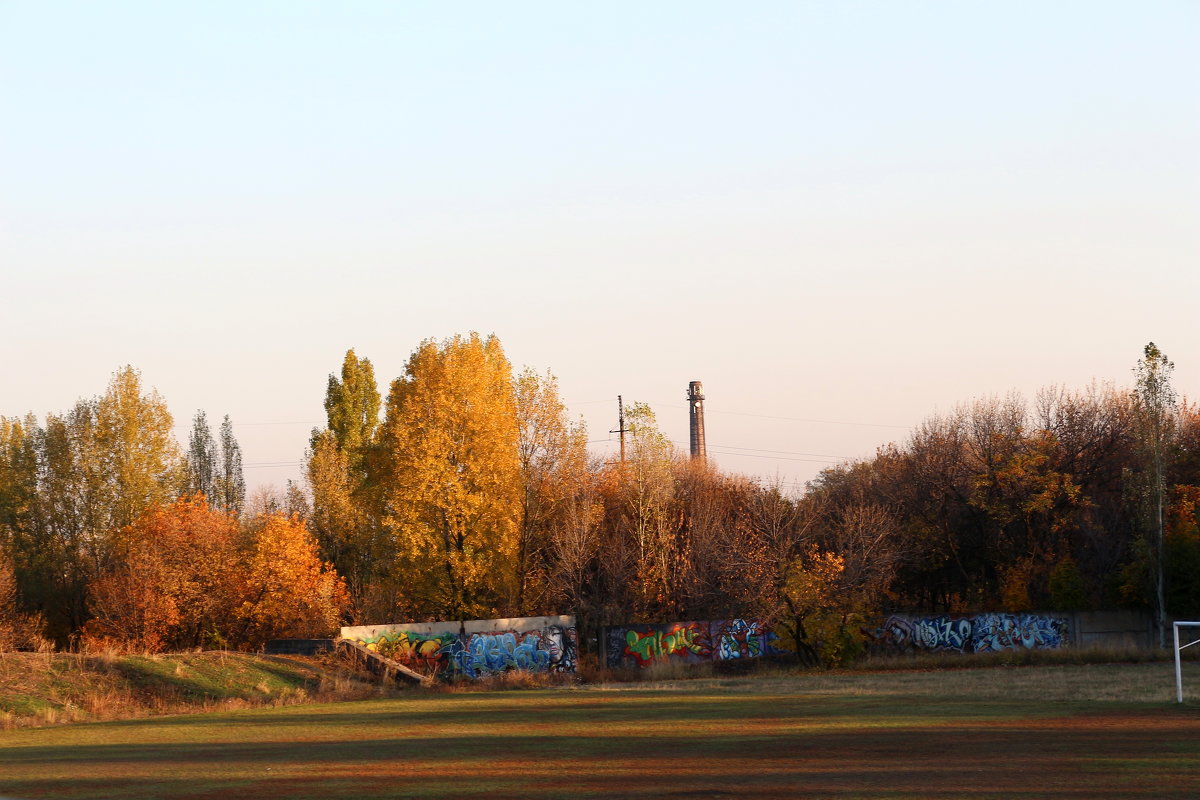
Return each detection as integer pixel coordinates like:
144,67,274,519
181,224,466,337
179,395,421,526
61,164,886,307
603,619,794,669
339,615,577,680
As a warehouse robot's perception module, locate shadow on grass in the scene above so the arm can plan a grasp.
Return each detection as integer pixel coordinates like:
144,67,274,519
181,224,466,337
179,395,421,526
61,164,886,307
103,655,319,703
3,720,1200,800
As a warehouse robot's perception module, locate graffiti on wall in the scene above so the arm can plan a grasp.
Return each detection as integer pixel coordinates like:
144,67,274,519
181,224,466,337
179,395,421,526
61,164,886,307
342,617,577,680
870,613,1070,654
605,619,792,669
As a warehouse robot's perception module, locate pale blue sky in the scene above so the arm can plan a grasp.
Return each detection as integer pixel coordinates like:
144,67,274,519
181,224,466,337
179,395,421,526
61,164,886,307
2,2,1197,493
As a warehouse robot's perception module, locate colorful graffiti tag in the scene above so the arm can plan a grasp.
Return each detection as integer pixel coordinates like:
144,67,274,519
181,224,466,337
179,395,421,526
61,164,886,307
341,616,577,680
870,613,1071,654
605,619,791,669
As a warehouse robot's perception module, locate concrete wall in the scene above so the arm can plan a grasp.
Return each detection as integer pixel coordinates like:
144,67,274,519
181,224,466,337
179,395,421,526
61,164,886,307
339,615,577,680
1074,610,1154,649
868,610,1155,654
603,619,794,669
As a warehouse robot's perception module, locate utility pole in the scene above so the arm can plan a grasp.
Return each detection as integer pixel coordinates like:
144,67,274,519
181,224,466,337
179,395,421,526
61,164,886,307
610,395,631,464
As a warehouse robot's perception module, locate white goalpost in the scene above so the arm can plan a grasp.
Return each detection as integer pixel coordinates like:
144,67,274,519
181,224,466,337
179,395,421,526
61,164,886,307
1174,621,1200,703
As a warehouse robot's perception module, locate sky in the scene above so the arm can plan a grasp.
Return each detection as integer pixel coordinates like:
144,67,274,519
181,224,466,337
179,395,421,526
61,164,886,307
2,1,1197,496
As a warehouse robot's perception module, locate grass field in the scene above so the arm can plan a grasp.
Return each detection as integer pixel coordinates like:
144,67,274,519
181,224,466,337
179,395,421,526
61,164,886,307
2,661,1199,799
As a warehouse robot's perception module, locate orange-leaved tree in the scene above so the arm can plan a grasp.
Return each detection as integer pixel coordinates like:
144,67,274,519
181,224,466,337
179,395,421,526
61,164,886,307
83,497,242,652
236,512,348,643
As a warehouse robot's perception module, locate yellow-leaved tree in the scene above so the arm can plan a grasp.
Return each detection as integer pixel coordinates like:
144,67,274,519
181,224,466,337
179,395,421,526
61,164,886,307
377,333,522,620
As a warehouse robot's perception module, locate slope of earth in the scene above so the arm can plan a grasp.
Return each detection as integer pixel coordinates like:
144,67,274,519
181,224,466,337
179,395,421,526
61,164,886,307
0,651,387,729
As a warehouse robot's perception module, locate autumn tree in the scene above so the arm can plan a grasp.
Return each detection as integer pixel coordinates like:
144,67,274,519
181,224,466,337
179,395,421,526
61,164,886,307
376,333,522,620
514,367,590,614
84,499,345,652
83,497,243,652
307,349,388,621
618,402,678,618
27,367,184,637
236,512,347,643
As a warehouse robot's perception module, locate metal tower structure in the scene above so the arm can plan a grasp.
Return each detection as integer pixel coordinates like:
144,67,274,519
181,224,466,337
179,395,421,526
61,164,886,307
688,380,706,460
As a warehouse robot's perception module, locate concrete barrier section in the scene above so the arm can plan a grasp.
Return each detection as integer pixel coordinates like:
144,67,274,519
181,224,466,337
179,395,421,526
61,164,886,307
603,619,794,669
339,615,577,680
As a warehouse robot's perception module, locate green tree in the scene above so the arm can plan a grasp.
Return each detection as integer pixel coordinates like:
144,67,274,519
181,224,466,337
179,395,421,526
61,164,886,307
185,410,218,500
307,349,386,621
214,415,246,513
324,349,381,476
376,333,522,620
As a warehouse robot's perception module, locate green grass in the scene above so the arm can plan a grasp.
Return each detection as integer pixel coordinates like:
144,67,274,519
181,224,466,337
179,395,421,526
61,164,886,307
0,652,386,728
2,661,1200,799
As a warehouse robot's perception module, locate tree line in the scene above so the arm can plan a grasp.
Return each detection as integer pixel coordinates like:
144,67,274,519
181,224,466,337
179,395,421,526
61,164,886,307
2,338,1197,663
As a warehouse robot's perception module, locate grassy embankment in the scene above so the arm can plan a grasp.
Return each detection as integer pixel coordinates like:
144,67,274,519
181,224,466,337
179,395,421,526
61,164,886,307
0,651,390,729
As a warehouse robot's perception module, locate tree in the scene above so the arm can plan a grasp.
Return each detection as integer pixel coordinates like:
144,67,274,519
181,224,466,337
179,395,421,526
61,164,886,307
83,498,243,652
1134,342,1176,646
0,544,48,651
30,367,183,637
514,367,589,614
0,416,43,623
237,513,348,643
617,402,677,618
323,349,381,476
184,410,218,500
307,350,387,621
377,333,522,620
94,366,184,533
214,415,246,513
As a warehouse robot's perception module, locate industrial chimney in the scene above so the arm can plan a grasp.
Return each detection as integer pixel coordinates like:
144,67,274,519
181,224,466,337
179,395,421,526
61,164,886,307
688,380,706,461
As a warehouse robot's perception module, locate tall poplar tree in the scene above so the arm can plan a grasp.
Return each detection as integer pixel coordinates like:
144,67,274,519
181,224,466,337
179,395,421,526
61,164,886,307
307,349,384,620
1134,342,1177,647
377,333,522,620
185,410,218,500
324,349,381,476
214,415,246,513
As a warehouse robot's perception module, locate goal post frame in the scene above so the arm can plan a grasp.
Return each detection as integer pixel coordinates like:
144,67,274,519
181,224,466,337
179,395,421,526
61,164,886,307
1174,621,1200,704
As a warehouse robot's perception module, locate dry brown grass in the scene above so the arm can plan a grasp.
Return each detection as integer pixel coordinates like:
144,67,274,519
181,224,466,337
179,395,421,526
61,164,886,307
0,649,395,729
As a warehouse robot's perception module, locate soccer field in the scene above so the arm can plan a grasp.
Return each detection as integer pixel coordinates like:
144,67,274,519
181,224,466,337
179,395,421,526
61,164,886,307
2,662,1199,799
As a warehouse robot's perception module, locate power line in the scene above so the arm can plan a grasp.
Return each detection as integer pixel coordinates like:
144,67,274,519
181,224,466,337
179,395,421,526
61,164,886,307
709,444,855,459
174,420,322,430
646,402,911,430
708,449,843,465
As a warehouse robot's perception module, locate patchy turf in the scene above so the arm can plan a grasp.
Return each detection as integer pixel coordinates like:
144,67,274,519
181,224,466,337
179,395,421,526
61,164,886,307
2,662,1199,799
0,652,388,728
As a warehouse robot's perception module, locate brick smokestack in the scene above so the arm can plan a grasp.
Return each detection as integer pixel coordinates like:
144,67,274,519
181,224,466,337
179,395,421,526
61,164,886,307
688,380,706,461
